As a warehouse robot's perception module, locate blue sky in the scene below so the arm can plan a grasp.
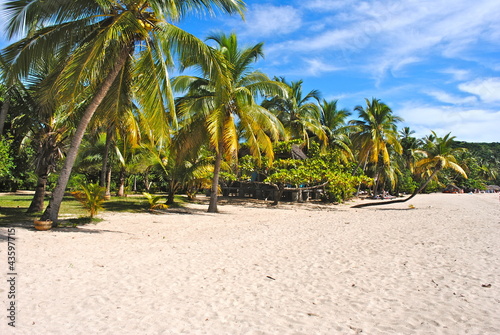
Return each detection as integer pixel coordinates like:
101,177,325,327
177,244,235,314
1,0,499,142
179,0,500,143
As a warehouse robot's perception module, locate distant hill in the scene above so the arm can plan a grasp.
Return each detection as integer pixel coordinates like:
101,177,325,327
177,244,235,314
454,141,500,161
454,141,500,185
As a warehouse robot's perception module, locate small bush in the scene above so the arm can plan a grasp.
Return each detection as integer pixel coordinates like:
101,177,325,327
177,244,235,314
142,192,169,210
72,183,106,218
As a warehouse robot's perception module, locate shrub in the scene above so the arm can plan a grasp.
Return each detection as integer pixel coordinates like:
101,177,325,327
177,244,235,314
0,137,14,179
142,192,168,210
72,183,106,218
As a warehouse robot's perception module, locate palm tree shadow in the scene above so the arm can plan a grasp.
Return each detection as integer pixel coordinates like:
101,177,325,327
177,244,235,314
0,207,126,234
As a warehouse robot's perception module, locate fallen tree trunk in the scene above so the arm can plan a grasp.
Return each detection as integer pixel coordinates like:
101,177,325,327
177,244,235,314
351,168,440,208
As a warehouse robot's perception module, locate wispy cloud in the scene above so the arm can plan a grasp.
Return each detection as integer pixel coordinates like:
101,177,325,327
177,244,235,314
237,4,302,38
241,0,500,82
398,103,500,142
458,78,500,103
424,90,477,105
441,68,472,82
301,58,341,76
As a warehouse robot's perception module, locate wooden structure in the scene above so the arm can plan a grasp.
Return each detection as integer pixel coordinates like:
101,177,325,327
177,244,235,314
221,181,326,203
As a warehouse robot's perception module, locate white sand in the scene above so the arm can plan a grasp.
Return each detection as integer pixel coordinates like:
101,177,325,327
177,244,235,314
1,192,499,334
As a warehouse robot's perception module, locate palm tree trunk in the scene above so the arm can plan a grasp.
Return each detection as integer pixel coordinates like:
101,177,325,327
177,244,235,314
167,189,176,205
116,168,126,197
27,170,49,213
352,168,441,208
40,46,130,222
167,180,180,205
105,167,112,196
143,172,150,192
100,128,113,195
208,148,223,213
372,170,380,196
0,98,10,136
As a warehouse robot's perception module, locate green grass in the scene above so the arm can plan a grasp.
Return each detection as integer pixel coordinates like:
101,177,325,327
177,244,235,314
0,192,189,228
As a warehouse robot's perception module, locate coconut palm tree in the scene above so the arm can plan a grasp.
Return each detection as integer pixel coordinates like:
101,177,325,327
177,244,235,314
318,99,353,163
399,126,422,172
414,132,467,190
89,77,141,197
353,131,467,208
262,78,327,147
1,0,245,221
350,98,403,196
173,32,287,212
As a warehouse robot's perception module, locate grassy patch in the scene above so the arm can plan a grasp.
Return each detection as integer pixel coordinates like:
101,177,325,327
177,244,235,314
0,192,190,227
0,194,87,226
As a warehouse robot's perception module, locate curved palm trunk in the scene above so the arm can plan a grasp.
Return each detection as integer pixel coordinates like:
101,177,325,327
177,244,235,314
27,168,49,213
208,148,223,213
41,47,130,222
0,98,10,136
352,168,441,208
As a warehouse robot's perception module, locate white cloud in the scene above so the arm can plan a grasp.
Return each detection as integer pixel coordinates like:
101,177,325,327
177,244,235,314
441,68,472,82
302,58,341,76
458,78,500,103
398,103,500,142
239,4,302,38
301,0,354,12
260,0,500,81
424,90,477,105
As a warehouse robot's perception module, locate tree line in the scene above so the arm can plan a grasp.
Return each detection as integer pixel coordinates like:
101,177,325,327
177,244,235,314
0,1,498,220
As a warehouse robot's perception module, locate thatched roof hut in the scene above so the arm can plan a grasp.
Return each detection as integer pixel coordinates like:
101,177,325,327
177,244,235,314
486,185,500,192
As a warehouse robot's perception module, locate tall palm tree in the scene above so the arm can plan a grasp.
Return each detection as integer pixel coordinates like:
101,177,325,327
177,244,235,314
173,32,287,212
350,98,403,195
353,131,467,208
2,0,245,221
399,126,421,172
88,74,140,197
414,132,467,191
262,78,327,147
318,99,353,163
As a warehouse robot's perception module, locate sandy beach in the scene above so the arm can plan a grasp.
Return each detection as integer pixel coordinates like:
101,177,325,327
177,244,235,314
1,192,499,334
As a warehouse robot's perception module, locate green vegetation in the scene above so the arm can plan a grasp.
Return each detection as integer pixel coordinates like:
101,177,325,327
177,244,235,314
142,192,169,210
0,193,184,227
1,2,498,220
0,137,14,178
72,183,107,218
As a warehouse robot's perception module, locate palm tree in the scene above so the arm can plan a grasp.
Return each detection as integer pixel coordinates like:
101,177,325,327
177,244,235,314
414,132,467,190
27,111,70,212
399,126,421,172
173,32,287,212
2,0,245,221
89,81,141,197
262,78,327,147
353,131,467,208
318,99,353,163
350,98,403,196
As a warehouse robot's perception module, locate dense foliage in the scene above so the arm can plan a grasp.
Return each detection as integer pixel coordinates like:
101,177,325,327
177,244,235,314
1,2,498,218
